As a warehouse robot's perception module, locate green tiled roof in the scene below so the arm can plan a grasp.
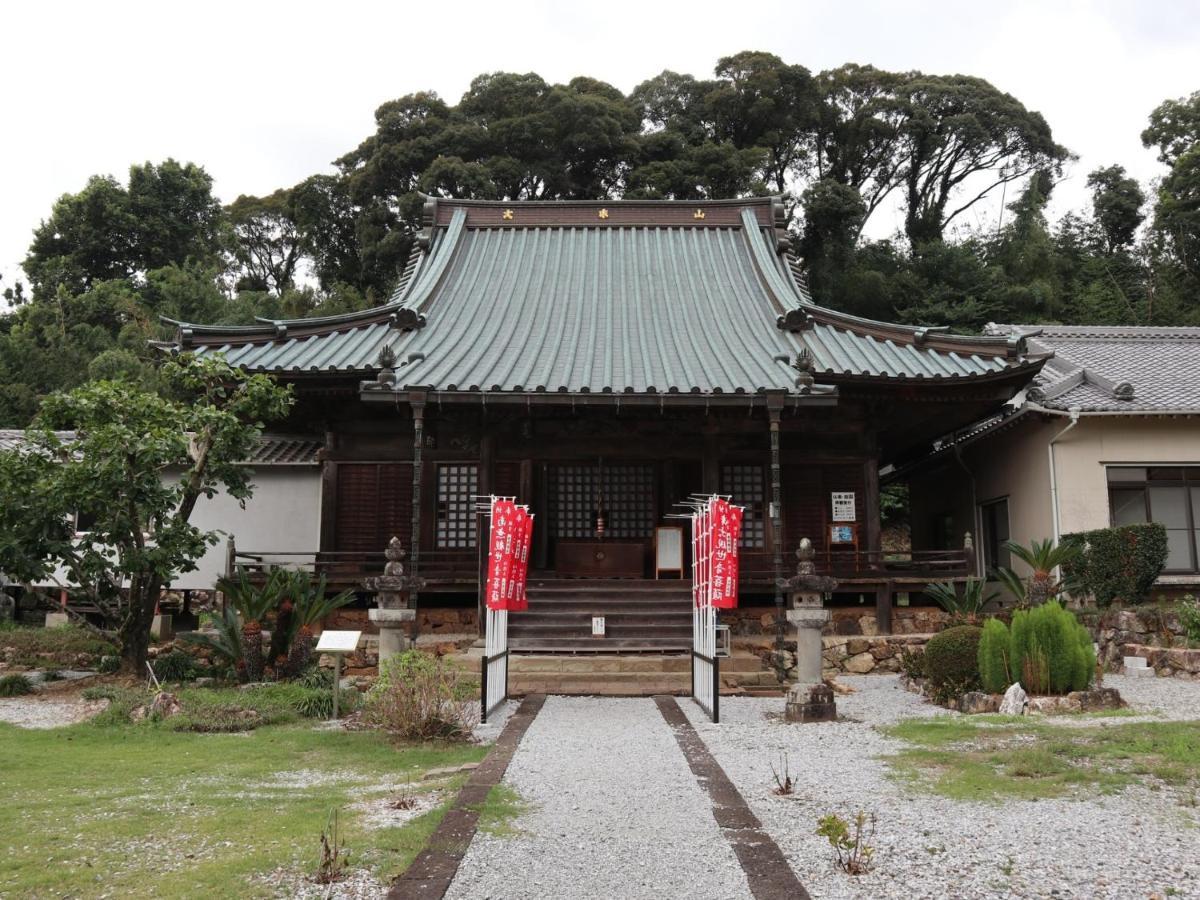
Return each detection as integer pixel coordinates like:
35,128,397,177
163,197,1041,398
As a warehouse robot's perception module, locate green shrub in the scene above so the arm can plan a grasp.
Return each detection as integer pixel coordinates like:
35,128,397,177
978,618,1012,692
1061,523,1168,607
0,674,35,697
1010,601,1094,695
922,625,983,697
97,655,121,674
364,650,478,741
898,646,926,680
1179,596,1200,647
152,650,197,683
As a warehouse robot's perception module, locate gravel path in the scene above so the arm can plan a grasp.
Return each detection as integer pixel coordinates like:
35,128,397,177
446,696,753,900
0,696,108,728
683,675,1200,899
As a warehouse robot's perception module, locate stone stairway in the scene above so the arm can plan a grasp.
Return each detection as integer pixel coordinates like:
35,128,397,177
509,579,693,653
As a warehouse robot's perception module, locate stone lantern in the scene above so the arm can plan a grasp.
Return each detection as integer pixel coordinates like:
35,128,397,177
776,538,839,723
363,536,424,662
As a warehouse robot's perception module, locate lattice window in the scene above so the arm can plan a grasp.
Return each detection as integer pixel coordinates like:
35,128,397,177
721,464,766,549
436,464,478,549
551,464,655,539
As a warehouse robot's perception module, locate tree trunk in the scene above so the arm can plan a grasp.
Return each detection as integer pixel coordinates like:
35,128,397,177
119,579,162,675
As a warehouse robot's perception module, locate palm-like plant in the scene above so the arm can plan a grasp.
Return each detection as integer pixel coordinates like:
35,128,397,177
216,567,288,682
288,573,355,676
179,606,243,672
924,577,997,625
994,538,1080,607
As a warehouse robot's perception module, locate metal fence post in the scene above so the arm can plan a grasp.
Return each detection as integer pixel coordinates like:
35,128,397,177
712,654,720,724
480,654,489,724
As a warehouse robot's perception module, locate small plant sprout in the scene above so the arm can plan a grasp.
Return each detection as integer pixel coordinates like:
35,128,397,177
816,811,876,875
770,752,794,796
315,807,350,884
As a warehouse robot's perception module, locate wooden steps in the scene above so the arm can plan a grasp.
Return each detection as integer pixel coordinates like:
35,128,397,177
509,579,693,654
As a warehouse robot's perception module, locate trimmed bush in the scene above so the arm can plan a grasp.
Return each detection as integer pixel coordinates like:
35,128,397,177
1061,523,1168,607
977,618,1012,692
923,625,983,695
1010,601,1094,695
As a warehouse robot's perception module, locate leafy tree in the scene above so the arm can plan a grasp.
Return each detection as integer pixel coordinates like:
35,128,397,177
0,355,292,671
227,189,305,294
1142,91,1200,166
707,51,817,194
896,74,1070,246
24,160,223,301
1153,148,1200,277
808,64,908,234
1086,165,1145,254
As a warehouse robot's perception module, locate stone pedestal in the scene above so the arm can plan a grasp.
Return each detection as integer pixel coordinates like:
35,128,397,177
778,538,839,724
784,604,836,723
369,607,416,659
363,536,424,666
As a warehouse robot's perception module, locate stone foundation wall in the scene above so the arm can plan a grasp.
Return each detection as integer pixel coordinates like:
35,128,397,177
1119,644,1200,680
723,605,949,638
735,632,933,680
322,606,478,636
1089,607,1196,675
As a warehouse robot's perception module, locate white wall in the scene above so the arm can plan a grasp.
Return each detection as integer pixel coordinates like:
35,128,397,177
174,467,323,591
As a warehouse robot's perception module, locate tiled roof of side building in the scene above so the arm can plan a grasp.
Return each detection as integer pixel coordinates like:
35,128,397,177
0,431,322,465
160,197,1042,397
985,324,1200,412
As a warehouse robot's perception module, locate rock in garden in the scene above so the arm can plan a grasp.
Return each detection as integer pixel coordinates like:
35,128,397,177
843,651,877,674
147,691,182,719
958,691,999,714
998,682,1027,715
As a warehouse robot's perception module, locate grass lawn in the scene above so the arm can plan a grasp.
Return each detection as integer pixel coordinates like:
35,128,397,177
0,716,489,898
886,716,1200,803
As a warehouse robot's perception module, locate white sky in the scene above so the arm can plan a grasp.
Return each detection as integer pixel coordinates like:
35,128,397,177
1,0,1196,297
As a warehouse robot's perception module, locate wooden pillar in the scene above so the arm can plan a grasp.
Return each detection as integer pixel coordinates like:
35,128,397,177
408,391,427,610
863,436,882,555
767,396,786,645
875,580,894,634
318,430,337,553
477,432,494,638
701,424,719,494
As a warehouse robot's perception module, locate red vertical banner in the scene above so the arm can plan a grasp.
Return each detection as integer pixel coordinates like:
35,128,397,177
485,498,517,610
510,509,533,611
711,498,743,609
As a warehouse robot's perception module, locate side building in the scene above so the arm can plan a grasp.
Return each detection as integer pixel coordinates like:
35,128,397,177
904,325,1200,592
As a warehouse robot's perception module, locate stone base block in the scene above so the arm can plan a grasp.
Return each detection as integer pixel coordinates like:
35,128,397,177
152,613,173,641
369,607,416,623
44,612,69,628
1123,665,1155,677
784,682,837,723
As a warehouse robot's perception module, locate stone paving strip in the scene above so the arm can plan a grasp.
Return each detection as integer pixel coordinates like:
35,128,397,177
389,694,546,899
656,696,811,900
444,696,755,900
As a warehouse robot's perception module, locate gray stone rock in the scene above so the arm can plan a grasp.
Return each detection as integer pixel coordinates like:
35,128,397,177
958,691,999,714
998,682,1028,716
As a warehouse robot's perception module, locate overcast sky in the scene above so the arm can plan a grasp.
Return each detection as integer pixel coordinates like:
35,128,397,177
2,0,1197,296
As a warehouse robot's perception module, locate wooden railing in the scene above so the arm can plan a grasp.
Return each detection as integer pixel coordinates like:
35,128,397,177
228,549,478,588
738,547,972,582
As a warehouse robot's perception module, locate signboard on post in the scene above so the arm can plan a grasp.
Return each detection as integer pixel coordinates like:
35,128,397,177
315,630,362,720
831,491,857,522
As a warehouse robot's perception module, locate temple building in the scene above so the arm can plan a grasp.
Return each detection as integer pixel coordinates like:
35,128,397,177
161,196,1045,650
